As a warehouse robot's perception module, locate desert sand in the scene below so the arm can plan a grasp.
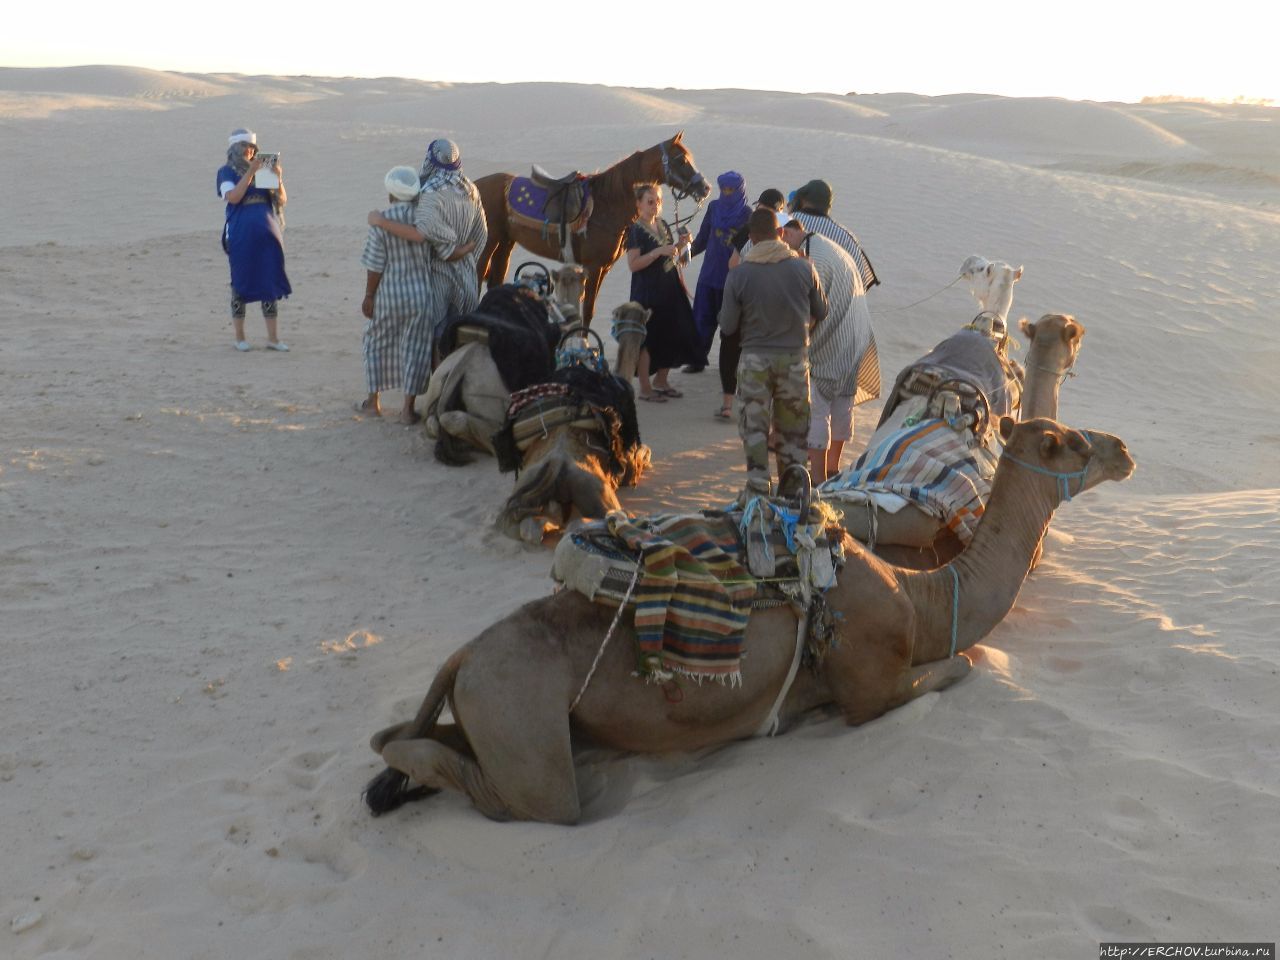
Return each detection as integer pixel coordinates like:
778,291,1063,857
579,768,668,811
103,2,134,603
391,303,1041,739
2,66,1278,958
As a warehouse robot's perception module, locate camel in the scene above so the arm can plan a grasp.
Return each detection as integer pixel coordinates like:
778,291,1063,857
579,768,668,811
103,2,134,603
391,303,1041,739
609,301,650,381
832,312,1086,562
364,417,1134,823
960,255,1023,325
424,299,652,465
495,357,652,543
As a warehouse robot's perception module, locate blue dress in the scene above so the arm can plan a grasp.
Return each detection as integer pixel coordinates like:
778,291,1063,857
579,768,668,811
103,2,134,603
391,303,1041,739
626,222,698,371
217,164,292,303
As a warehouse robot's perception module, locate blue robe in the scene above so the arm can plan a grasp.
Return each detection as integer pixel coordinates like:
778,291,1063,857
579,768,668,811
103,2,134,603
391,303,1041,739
217,164,292,303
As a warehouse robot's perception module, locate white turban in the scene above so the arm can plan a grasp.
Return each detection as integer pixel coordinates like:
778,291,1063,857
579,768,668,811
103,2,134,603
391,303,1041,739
385,166,421,201
228,128,257,147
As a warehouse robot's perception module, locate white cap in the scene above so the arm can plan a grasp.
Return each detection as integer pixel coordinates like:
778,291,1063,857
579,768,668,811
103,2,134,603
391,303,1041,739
385,166,421,201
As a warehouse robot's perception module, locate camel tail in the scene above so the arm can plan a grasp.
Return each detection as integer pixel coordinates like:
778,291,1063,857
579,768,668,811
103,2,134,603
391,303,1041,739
433,375,474,466
362,651,464,817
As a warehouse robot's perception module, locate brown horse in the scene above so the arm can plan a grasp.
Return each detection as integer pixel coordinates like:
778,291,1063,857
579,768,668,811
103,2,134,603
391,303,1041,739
475,132,710,326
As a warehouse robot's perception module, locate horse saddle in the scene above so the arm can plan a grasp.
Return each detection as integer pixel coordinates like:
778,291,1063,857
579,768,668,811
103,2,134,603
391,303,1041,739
507,171,593,235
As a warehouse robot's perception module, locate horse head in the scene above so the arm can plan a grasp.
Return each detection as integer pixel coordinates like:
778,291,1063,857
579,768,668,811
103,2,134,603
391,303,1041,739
660,132,711,205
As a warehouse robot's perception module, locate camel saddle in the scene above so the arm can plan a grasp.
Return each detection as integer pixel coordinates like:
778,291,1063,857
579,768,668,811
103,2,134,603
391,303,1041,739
507,170,593,238
552,507,846,683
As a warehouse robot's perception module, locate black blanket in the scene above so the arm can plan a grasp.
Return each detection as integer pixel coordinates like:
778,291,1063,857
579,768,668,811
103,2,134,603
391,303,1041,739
435,285,560,392
493,364,643,477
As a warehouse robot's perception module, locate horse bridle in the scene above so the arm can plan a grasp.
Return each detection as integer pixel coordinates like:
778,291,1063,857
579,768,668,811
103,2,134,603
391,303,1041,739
659,141,707,208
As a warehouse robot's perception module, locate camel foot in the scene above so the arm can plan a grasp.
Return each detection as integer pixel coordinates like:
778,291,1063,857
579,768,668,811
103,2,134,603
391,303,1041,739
362,767,439,816
520,516,552,544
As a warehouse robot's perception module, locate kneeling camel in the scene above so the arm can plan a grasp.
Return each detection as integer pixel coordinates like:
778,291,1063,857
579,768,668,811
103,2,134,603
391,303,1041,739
366,417,1134,823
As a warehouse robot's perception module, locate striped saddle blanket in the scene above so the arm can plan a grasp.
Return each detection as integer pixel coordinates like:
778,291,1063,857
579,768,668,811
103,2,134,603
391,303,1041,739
821,418,998,544
553,508,842,684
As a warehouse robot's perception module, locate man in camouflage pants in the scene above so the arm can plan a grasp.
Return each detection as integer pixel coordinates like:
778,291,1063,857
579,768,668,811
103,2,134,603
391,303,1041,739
719,208,828,498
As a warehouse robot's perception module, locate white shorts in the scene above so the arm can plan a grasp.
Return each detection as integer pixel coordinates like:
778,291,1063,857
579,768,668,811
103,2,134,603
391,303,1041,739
807,390,855,449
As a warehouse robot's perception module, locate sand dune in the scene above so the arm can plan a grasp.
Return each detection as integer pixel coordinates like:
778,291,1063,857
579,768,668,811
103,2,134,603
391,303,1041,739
1,66,1277,959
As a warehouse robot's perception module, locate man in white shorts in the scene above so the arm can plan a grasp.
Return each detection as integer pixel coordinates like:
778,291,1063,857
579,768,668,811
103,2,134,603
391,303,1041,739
781,218,881,482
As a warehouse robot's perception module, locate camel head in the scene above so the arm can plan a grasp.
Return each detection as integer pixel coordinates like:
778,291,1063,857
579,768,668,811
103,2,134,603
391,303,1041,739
997,416,1135,498
960,255,1023,323
552,265,586,326
611,301,651,382
1019,313,1085,374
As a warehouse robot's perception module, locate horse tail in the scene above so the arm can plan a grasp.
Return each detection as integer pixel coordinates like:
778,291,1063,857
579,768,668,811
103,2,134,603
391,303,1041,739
433,373,475,466
362,650,465,816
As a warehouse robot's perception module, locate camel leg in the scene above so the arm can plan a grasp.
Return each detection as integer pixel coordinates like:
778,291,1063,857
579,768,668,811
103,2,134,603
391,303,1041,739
893,655,972,704
439,410,500,453
385,650,582,824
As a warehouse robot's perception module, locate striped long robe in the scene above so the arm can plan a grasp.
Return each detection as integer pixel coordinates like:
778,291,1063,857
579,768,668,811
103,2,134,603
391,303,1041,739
805,233,880,404
360,201,433,394
792,210,879,291
414,182,488,321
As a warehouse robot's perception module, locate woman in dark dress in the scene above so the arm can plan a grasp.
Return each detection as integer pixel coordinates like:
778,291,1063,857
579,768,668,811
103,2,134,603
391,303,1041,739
625,184,698,402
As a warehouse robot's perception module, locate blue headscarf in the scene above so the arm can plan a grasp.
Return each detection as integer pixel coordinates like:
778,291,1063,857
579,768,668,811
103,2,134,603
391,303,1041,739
709,171,749,232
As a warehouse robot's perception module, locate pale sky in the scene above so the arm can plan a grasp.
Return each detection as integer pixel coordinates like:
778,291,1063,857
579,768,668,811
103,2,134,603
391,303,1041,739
3,0,1276,105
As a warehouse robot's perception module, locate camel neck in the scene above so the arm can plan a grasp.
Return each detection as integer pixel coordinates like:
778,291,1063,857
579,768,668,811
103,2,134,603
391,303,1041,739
899,461,1060,664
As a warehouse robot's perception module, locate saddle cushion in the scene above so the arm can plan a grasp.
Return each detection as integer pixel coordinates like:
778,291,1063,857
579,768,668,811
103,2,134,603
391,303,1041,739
435,285,560,393
506,176,592,234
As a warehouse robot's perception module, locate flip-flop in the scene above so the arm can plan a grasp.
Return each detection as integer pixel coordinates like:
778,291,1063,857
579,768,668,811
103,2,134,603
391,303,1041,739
713,407,732,420
656,387,683,398
638,393,668,403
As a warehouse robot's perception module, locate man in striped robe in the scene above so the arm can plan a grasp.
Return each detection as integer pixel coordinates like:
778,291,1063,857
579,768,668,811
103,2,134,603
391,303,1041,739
367,139,488,358
790,178,879,292
782,219,880,482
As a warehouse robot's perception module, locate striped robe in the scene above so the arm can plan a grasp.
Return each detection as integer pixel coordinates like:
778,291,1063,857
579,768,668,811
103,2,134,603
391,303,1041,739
360,201,433,394
805,233,881,404
792,210,879,291
414,182,488,321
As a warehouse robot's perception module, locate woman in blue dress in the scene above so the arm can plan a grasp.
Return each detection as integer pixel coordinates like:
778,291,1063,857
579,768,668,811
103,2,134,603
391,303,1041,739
625,184,698,402
216,128,292,351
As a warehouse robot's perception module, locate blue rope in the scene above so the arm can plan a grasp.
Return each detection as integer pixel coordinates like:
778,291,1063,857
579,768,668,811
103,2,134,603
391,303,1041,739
999,454,1089,501
948,566,960,658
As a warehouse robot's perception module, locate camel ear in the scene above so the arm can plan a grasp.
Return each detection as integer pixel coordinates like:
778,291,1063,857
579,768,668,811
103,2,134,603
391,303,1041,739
1013,265,1024,282
644,307,653,323
985,264,993,278
1065,429,1092,456
1063,318,1082,342
1039,433,1063,460
1019,316,1035,340
998,415,1016,442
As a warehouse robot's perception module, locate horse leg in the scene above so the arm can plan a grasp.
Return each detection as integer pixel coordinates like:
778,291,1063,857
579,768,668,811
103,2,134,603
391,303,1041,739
485,239,516,291
581,269,604,328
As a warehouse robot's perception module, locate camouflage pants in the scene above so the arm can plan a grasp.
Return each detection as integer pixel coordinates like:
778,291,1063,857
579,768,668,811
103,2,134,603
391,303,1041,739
736,351,810,496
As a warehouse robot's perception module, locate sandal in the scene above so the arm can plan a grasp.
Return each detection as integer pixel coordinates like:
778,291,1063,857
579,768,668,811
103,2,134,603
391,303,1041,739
638,392,668,403
655,387,683,398
714,406,732,420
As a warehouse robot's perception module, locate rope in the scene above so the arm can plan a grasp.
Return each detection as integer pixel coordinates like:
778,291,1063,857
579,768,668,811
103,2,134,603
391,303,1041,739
569,560,642,712
1001,453,1089,502
948,566,960,658
884,275,963,313
757,612,809,738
